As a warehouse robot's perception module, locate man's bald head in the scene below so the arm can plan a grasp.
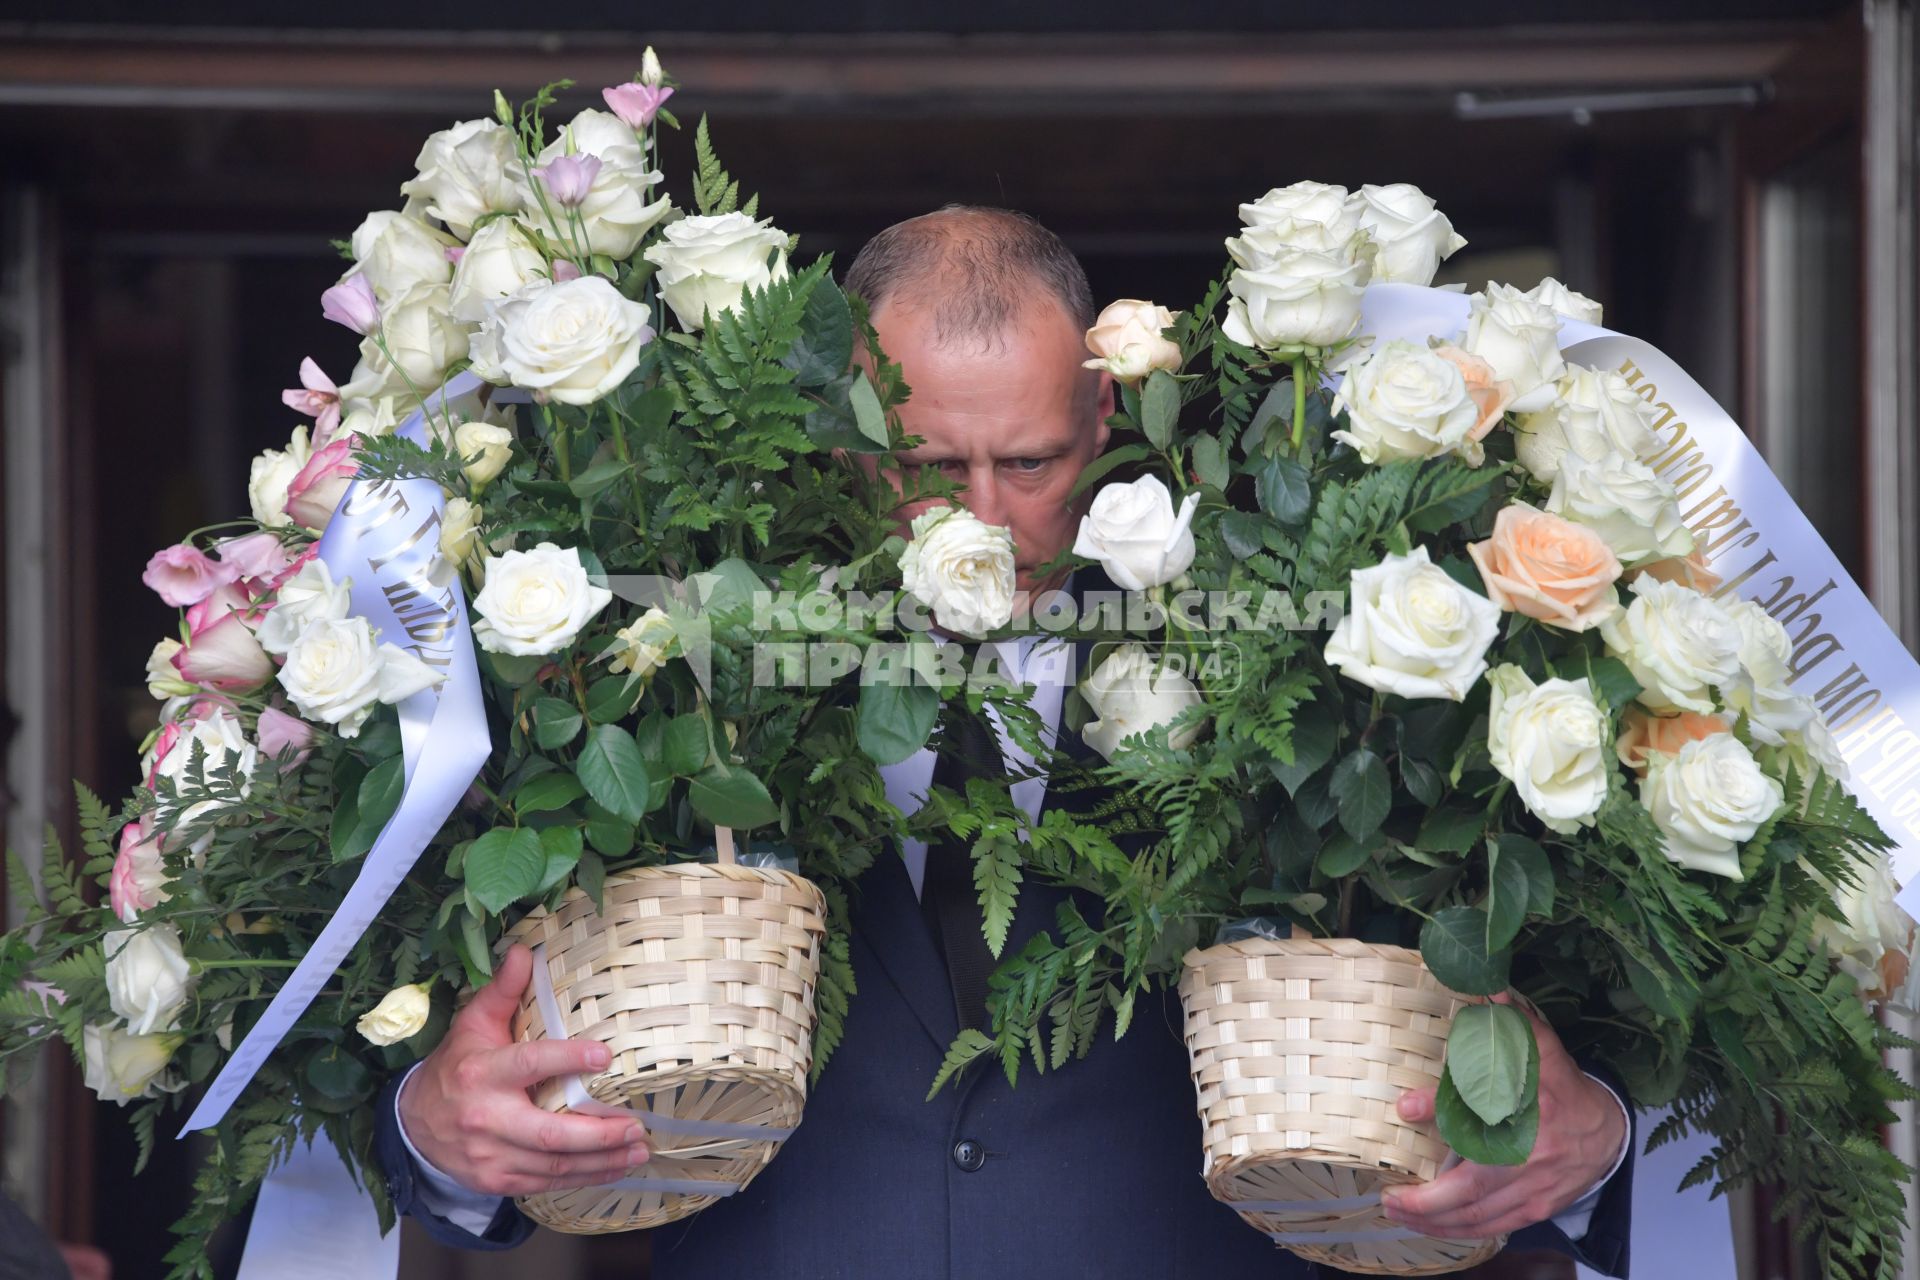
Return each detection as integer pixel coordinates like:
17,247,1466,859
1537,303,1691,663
844,205,1095,347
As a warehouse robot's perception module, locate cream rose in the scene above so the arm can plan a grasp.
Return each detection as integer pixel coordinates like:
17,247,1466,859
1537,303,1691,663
1071,476,1199,591
484,277,654,406
145,638,195,700
1467,503,1621,631
1082,300,1182,384
346,210,458,306
1545,450,1694,566
256,559,353,657
440,497,483,576
399,118,524,240
1514,367,1662,482
82,1023,183,1105
1616,706,1730,775
528,153,670,262
1522,277,1604,325
1632,545,1724,595
609,605,678,678
1460,283,1567,414
1642,733,1784,880
644,212,791,333
1600,576,1742,714
278,616,445,737
248,425,314,529
448,217,550,323
548,107,649,169
1232,181,1363,258
1430,345,1516,442
1323,546,1501,701
355,280,470,393
898,507,1017,638
1222,248,1368,351
105,924,193,1035
152,708,258,827
1722,598,1816,746
472,542,614,656
1331,340,1483,464
1081,643,1206,761
1485,665,1608,834
357,982,433,1046
1351,183,1467,286
453,420,515,488
1812,855,1915,1001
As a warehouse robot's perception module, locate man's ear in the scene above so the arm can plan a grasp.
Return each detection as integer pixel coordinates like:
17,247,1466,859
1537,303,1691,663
1091,371,1115,454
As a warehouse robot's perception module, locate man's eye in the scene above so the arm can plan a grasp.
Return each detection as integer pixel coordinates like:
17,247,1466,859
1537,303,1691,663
1009,457,1048,473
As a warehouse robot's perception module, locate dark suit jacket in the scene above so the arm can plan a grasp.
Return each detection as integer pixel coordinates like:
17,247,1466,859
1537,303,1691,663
376,612,1636,1278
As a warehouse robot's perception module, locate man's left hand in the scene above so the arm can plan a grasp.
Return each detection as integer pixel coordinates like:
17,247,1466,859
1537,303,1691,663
1383,993,1626,1239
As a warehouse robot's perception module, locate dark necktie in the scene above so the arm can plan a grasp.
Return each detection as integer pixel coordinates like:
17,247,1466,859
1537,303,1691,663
922,685,1007,1034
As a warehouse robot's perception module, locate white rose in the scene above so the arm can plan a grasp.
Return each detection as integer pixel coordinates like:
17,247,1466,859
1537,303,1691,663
453,420,514,487
356,280,469,393
1812,854,1915,1000
1600,576,1742,714
1485,666,1608,834
335,393,402,441
1641,733,1784,879
440,497,483,576
153,709,258,826
1081,300,1182,384
472,542,614,656
1461,283,1567,414
547,107,649,169
357,982,433,1046
146,638,195,700
1514,365,1662,481
1522,277,1604,325
346,211,457,306
449,218,550,323
524,123,671,260
278,616,445,737
105,924,193,1035
1717,598,1815,745
1331,340,1483,464
399,119,524,240
256,559,353,657
1222,249,1368,351
248,425,314,529
1324,546,1501,701
1351,183,1467,287
486,277,654,406
1545,450,1693,566
82,1023,182,1105
897,507,1017,638
1081,643,1206,761
609,605,678,678
643,212,791,332
1072,476,1199,591
1232,181,1363,258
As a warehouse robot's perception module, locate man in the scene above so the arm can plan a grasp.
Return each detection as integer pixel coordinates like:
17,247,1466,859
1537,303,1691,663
376,207,1635,1277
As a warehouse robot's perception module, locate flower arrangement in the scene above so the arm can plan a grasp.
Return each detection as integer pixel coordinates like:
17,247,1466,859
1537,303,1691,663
967,182,1918,1276
0,52,1002,1273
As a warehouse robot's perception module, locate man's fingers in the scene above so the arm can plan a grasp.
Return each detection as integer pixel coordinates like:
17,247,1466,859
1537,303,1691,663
1387,1176,1533,1238
461,944,535,1031
1380,1162,1505,1220
484,1036,613,1088
500,1142,651,1185
1396,1087,1436,1124
497,1106,646,1156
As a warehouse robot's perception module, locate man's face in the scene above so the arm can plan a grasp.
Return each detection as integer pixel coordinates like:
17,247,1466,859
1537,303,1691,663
868,296,1113,597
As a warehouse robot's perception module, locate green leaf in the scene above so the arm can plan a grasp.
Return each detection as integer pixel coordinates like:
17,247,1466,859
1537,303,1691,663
530,696,584,750
849,372,889,447
577,849,606,911
512,771,585,816
1492,834,1555,918
576,725,652,823
1446,1003,1534,1126
1317,830,1380,877
1415,805,1481,856
583,801,636,858
1485,843,1530,951
689,764,780,829
1190,434,1230,490
1402,757,1443,807
1140,370,1180,449
1254,454,1312,525
356,755,406,833
662,715,711,776
1420,906,1512,996
1435,1037,1539,1165
568,458,632,501
305,1044,374,1103
1583,655,1643,713
585,676,639,725
1267,707,1337,796
535,826,585,893
782,274,854,387
486,650,546,686
857,679,939,766
1328,747,1391,841
465,828,546,913
1219,510,1268,561
1067,444,1152,501
927,1028,994,1099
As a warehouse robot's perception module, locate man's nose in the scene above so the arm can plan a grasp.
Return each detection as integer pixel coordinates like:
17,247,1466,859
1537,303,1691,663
959,467,1007,528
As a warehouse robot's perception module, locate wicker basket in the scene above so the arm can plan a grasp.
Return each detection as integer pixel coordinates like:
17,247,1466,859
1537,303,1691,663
1178,936,1505,1275
501,838,827,1234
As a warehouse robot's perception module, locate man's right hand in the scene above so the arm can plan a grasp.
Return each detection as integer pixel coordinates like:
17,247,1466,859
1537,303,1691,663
398,943,651,1197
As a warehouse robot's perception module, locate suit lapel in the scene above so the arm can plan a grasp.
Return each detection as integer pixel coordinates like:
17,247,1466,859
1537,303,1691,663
853,844,959,1052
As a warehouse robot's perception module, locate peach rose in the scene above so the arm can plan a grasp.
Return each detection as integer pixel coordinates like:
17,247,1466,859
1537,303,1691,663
1431,344,1517,442
1467,503,1622,632
1631,544,1723,595
1616,706,1730,775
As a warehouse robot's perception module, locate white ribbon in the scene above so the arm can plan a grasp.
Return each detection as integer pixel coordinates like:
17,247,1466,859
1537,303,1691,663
235,1136,401,1279
1361,284,1920,913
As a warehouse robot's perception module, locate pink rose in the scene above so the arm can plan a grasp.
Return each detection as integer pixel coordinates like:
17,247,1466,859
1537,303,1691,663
1616,707,1730,776
257,705,317,769
110,816,169,922
283,437,361,532
172,584,273,691
1432,344,1517,442
1467,503,1622,633
603,82,673,129
216,532,295,586
141,543,239,608
145,722,184,789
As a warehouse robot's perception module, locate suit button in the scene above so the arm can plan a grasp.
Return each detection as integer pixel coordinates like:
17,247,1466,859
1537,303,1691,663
951,1138,986,1172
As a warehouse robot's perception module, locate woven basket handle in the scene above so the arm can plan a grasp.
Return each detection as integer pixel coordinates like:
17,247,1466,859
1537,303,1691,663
715,826,736,865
